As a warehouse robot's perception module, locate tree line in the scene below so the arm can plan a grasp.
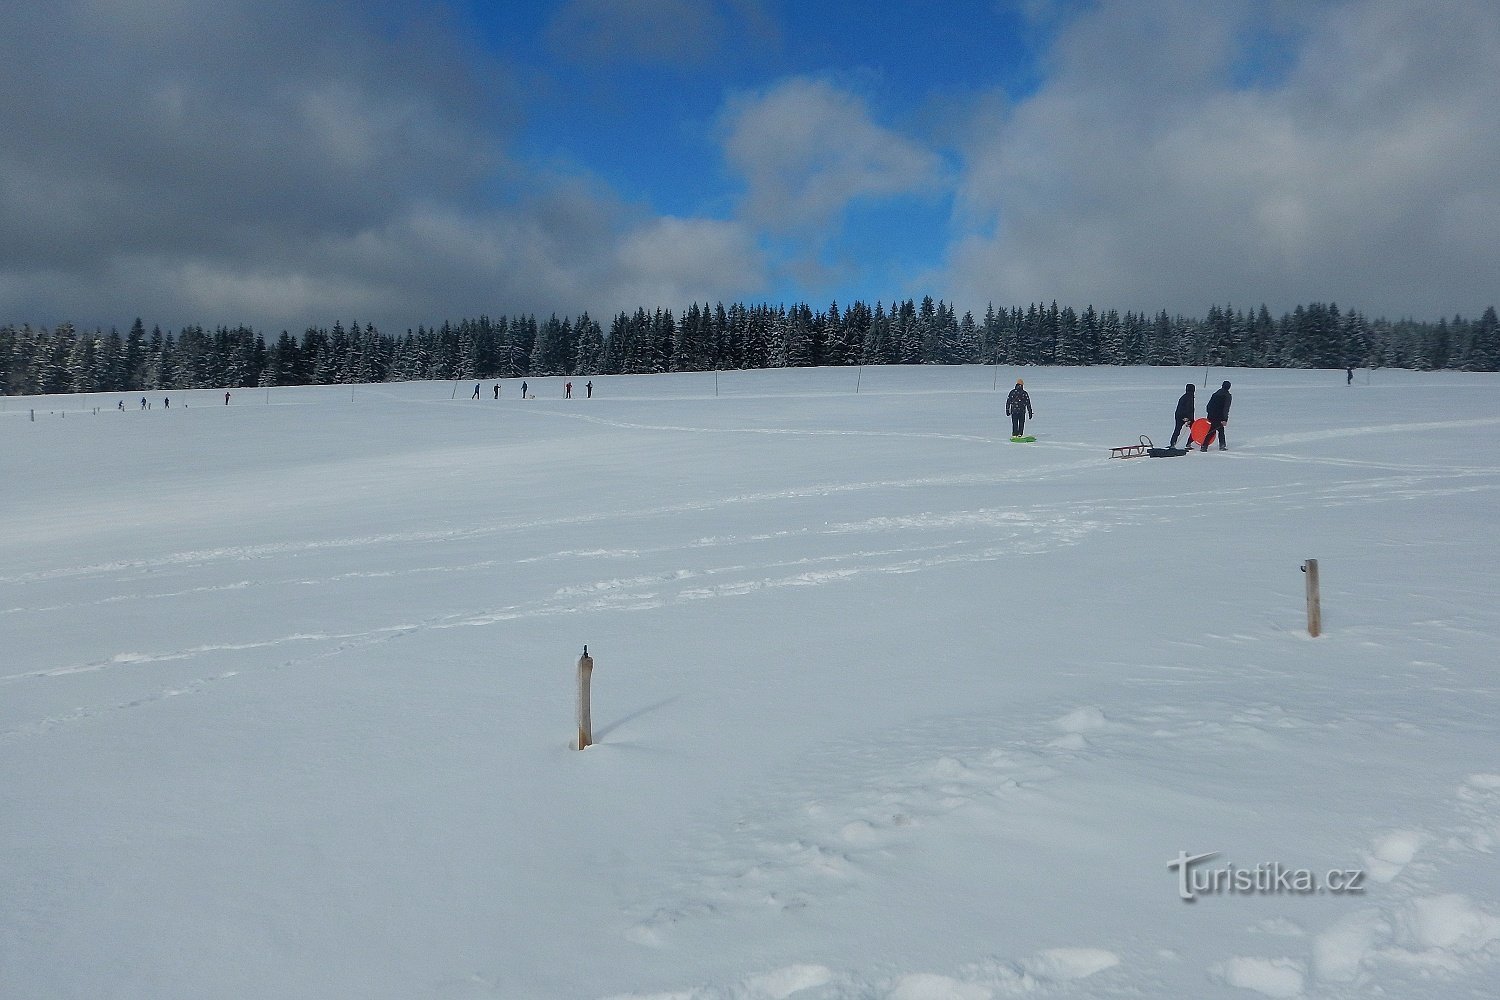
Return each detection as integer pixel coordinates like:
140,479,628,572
3,298,1497,395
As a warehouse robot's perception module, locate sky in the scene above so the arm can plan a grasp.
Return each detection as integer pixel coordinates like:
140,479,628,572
2,0,1497,335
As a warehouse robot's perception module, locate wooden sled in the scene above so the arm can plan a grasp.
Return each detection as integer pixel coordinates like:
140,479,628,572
1110,435,1152,459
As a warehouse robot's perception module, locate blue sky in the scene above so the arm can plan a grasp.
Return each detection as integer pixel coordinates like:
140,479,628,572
1,1,1497,333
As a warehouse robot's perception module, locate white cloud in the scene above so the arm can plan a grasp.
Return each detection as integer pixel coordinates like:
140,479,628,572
722,77,944,234
614,217,770,309
939,0,1500,318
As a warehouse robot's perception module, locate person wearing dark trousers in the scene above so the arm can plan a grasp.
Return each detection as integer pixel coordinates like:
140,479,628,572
493,384,499,399
1169,383,1195,449
1346,366,1353,385
1203,380,1232,451
1005,379,1034,437
586,380,593,398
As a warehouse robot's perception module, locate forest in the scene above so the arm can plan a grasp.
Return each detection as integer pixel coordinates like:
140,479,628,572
3,297,1497,395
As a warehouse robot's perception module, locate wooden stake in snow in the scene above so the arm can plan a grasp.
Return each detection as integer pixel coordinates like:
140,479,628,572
576,645,594,749
1302,559,1322,637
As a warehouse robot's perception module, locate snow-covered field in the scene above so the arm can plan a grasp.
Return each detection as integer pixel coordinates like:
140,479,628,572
4,365,1499,999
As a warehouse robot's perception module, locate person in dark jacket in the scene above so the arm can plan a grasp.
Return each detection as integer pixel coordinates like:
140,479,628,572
1169,383,1195,448
1203,380,1232,450
1005,379,1034,436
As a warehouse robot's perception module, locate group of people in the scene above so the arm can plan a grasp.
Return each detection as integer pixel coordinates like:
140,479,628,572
1169,381,1233,451
122,392,233,409
1005,376,1235,452
473,380,594,400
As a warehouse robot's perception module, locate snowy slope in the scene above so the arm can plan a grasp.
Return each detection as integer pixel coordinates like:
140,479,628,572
3,366,1499,999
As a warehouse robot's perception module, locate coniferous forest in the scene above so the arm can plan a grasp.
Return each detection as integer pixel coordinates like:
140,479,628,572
3,298,1498,396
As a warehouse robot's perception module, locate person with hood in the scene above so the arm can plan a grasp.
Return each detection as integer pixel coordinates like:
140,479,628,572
1005,379,1034,437
1203,380,1232,451
1169,383,1195,449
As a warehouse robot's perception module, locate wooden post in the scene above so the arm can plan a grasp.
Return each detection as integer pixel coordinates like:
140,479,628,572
1303,559,1321,637
576,645,594,749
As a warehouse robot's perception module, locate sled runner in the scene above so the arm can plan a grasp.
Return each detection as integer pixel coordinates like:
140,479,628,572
1010,435,1036,443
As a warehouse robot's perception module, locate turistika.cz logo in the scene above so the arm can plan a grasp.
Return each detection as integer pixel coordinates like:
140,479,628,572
1168,851,1366,902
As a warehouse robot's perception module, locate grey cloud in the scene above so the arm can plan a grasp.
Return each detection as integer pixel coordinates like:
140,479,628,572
1,0,768,333
546,0,777,66
941,0,1500,319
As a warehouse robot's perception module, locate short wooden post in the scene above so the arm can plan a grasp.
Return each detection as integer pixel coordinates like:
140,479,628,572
576,645,594,749
1303,559,1321,637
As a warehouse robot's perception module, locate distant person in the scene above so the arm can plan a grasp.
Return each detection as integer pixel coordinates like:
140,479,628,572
140,396,147,409
224,391,231,405
1005,379,1034,437
521,381,528,399
493,384,499,400
118,400,125,410
586,380,593,399
472,383,481,399
565,381,573,398
1169,383,1195,449
164,397,170,409
1202,381,1232,451
1346,366,1354,385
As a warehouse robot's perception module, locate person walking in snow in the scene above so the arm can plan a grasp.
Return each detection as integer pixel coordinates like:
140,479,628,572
493,384,499,400
521,381,528,399
1005,379,1034,437
1169,383,1195,449
1202,381,1232,451
565,381,572,398
224,391,231,405
1346,366,1354,385
586,380,593,399
472,383,481,399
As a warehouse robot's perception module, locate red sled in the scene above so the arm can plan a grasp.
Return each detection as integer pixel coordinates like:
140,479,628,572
1189,417,1213,447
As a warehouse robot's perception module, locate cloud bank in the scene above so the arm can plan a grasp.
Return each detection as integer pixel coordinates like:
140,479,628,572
939,0,1500,318
0,0,767,332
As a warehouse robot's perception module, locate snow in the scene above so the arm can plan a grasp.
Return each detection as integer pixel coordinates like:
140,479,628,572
3,365,1499,999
